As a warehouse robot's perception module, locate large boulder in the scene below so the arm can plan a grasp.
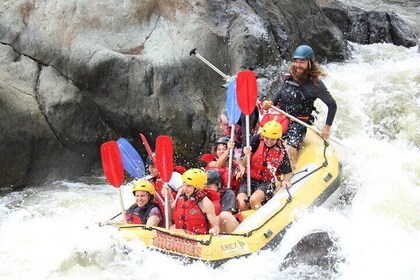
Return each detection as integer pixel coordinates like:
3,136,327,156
279,232,344,274
0,0,349,188
318,0,417,47
0,44,113,187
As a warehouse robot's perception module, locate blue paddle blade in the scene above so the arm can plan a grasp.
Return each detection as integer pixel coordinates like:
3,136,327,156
226,78,241,125
116,138,145,178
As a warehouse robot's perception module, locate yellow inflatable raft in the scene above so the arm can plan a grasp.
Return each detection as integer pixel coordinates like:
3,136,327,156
116,129,341,266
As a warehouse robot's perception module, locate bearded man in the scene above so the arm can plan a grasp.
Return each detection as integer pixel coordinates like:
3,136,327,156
263,45,337,170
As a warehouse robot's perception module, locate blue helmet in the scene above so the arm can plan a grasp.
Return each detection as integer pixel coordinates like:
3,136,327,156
293,45,314,60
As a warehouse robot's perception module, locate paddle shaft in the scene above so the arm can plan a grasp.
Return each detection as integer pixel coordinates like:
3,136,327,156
269,105,344,146
227,124,235,189
245,116,252,197
151,181,167,210
118,188,127,223
190,48,229,80
155,190,165,206
109,212,121,220
164,183,170,228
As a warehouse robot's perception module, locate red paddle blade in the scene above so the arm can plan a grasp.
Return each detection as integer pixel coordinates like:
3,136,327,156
236,70,258,115
155,136,174,182
101,141,124,188
139,133,157,166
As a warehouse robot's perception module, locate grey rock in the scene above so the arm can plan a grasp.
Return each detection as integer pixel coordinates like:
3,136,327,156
318,0,417,47
279,231,344,274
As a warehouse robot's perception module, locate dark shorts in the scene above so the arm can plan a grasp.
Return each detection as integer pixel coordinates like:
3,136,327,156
238,179,273,196
221,189,239,213
285,122,307,150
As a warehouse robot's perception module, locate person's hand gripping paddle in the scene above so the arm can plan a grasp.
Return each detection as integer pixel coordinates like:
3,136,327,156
236,70,258,197
155,136,174,229
101,141,127,223
226,78,241,189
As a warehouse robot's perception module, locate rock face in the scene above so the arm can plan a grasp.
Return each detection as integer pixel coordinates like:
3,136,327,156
0,0,393,189
318,0,417,47
0,44,113,187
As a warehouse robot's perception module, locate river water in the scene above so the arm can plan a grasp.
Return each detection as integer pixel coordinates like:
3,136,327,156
1,2,419,280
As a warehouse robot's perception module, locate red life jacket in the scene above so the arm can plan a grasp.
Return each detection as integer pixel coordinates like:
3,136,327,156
202,188,221,216
126,213,142,224
218,167,230,189
200,153,218,164
172,191,209,235
250,137,285,182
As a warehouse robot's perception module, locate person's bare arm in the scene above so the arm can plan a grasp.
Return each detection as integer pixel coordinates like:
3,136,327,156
146,215,161,227
241,146,252,166
199,197,220,235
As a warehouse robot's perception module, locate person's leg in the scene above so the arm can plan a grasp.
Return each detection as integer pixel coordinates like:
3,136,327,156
237,193,248,210
286,145,298,171
237,181,252,210
249,190,265,209
284,123,307,171
218,211,239,233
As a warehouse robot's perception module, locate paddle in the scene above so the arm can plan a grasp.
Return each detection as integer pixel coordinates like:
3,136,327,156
268,105,346,147
116,137,165,205
189,48,231,81
116,138,145,179
139,133,157,166
101,141,127,223
155,135,174,229
236,70,258,197
137,133,165,205
226,78,242,189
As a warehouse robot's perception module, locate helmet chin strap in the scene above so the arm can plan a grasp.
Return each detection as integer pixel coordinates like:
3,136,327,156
308,60,312,70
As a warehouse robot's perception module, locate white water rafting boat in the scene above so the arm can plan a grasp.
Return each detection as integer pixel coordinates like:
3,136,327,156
114,129,341,266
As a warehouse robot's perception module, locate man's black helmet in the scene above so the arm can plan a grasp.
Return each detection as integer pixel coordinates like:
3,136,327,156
216,136,229,145
145,155,154,166
206,169,222,185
